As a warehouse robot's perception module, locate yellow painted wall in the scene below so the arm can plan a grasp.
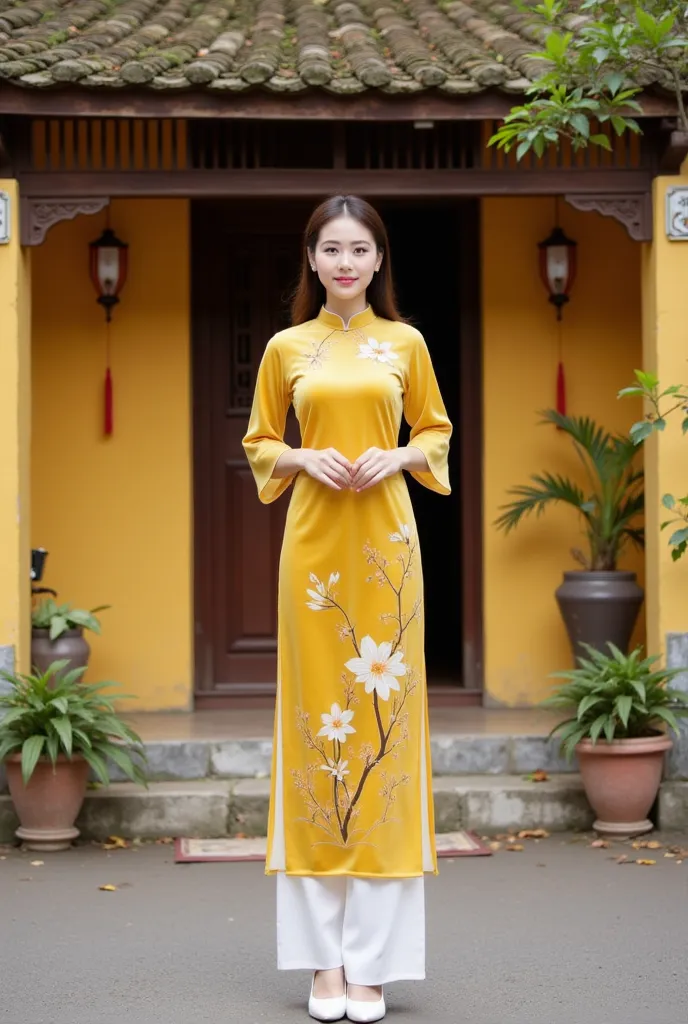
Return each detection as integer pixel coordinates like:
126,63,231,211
482,198,645,707
31,199,192,710
0,180,31,670
641,173,688,656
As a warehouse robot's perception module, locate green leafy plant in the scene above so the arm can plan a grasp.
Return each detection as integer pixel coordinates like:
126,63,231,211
31,598,109,640
494,410,644,570
489,0,688,159
619,370,688,560
0,661,147,786
543,643,688,757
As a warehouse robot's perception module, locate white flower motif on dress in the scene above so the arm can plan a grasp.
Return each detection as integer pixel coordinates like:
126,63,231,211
306,571,339,611
317,703,356,743
320,759,350,782
345,636,407,701
357,338,398,365
389,524,411,544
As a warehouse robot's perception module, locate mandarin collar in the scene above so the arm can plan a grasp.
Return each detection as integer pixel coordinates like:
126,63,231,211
317,306,377,332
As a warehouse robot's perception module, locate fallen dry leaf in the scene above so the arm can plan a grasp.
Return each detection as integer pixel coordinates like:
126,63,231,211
30,860,44,866
103,836,129,850
633,840,662,850
590,839,610,848
505,844,524,852
664,852,676,859
518,829,550,840
636,859,656,866
667,846,688,857
489,842,502,852
154,837,174,845
529,769,549,783
615,854,629,864
99,884,118,891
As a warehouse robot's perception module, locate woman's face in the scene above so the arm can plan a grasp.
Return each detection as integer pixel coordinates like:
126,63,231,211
310,215,382,306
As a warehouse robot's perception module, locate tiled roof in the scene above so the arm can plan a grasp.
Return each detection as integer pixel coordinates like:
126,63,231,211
0,0,679,96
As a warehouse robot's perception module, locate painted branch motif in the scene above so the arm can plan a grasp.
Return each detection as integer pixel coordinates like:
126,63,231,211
292,523,419,848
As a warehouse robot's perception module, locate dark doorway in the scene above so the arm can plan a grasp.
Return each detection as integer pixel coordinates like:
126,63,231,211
382,202,463,685
192,197,481,706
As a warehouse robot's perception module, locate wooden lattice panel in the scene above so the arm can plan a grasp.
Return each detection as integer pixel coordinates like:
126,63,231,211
28,118,188,172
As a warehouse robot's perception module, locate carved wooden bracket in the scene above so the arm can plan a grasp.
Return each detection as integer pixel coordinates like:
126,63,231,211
20,197,110,246
564,193,652,242
659,124,688,173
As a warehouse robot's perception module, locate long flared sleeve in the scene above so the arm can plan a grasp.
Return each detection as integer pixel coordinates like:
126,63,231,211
403,333,452,495
242,338,294,504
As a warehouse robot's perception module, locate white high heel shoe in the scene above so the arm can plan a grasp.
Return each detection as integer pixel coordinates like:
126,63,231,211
345,987,386,1022
308,973,347,1022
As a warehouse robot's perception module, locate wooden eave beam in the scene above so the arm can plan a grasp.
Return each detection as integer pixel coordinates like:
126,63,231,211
17,168,653,199
0,84,680,121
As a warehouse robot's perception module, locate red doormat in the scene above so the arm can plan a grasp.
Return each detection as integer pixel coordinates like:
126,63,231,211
174,832,491,864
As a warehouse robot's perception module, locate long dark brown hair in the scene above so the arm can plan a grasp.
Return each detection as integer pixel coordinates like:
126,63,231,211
291,195,404,325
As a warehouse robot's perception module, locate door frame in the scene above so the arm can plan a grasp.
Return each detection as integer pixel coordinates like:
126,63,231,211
192,196,484,708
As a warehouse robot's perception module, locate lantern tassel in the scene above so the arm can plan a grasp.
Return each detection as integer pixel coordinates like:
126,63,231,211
104,367,113,436
556,360,566,418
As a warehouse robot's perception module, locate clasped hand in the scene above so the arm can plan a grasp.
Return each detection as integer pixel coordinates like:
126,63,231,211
301,447,402,493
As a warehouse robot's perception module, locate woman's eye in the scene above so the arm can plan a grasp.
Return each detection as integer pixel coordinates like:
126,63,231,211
354,248,369,256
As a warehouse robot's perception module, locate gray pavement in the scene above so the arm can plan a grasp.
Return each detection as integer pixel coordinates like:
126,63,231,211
1,833,687,1024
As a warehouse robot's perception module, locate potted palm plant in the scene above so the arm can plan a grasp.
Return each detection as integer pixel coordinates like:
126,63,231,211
0,660,146,852
31,599,109,677
543,643,688,836
495,411,644,658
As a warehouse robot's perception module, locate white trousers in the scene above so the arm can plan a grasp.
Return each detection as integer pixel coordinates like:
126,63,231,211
276,873,426,985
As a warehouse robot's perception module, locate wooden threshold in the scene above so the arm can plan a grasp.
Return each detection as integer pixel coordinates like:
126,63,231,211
194,686,483,710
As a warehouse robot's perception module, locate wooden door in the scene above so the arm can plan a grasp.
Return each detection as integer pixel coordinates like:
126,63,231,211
193,204,301,702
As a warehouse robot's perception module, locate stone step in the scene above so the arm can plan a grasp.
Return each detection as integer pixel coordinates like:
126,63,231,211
82,732,574,785
0,774,596,844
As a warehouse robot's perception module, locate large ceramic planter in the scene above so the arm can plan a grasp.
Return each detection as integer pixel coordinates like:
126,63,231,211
555,571,644,661
31,627,90,678
5,754,90,851
576,734,671,838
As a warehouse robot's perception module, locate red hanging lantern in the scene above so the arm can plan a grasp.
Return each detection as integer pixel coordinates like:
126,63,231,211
538,226,577,322
89,228,128,437
538,225,576,418
89,228,128,323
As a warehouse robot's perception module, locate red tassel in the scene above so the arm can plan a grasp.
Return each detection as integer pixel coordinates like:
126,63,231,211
104,368,113,436
556,360,566,417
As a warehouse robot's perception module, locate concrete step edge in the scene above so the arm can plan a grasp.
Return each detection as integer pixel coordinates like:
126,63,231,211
93,733,575,784
0,774,598,843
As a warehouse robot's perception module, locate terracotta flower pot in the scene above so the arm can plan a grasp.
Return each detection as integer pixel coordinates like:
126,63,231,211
576,734,671,838
5,754,90,851
31,628,91,679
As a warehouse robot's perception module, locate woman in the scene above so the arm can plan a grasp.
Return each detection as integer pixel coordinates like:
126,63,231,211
243,195,452,1023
